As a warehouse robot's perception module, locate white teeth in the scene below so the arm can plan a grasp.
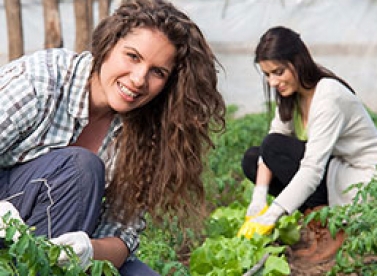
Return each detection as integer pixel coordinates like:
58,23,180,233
119,83,138,98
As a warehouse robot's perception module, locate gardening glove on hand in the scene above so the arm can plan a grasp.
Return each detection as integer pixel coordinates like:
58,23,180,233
238,202,285,239
51,231,93,270
0,200,24,241
246,185,268,218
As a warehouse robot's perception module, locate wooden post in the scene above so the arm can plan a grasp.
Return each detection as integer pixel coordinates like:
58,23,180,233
4,0,24,61
43,0,63,48
74,0,93,53
88,0,94,35
99,0,111,21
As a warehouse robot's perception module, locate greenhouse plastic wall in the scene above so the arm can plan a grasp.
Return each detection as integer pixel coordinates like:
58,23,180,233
1,0,376,115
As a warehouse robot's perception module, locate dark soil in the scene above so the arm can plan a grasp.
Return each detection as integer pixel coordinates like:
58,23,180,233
284,227,336,276
286,248,337,276
285,227,377,276
287,250,377,276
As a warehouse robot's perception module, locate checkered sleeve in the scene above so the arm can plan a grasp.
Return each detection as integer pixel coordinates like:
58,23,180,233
92,206,146,257
0,58,39,156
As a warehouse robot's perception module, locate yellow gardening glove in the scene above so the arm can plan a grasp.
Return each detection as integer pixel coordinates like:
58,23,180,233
238,203,285,239
237,205,269,238
237,220,275,238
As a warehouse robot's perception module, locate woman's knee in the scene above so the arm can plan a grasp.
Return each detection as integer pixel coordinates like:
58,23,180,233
260,133,305,165
34,147,106,205
260,133,285,152
38,148,105,235
68,147,105,175
241,146,259,181
57,147,105,189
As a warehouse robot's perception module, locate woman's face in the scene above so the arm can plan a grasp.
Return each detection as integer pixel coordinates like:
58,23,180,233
91,27,177,113
259,60,299,97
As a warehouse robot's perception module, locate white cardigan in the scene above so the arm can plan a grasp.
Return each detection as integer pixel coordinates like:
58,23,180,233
271,78,377,213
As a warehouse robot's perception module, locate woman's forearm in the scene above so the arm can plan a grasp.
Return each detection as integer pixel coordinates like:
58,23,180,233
256,161,273,185
91,237,129,268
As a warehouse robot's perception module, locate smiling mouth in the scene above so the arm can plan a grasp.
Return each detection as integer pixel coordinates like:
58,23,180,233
118,82,139,99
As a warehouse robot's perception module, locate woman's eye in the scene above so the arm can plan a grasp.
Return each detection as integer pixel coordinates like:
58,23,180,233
275,68,285,76
127,53,139,61
152,68,165,78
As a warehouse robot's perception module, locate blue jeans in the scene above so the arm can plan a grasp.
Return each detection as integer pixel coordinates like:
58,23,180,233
0,147,105,237
0,147,159,275
119,258,160,276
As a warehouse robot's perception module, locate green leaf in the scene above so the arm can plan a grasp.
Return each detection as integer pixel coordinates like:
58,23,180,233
263,255,290,276
5,227,17,242
48,245,61,264
91,260,104,276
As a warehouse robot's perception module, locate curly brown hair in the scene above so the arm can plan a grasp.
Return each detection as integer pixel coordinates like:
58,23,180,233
91,0,226,225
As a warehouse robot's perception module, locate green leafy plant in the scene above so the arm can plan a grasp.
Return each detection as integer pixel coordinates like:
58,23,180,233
0,213,119,276
190,198,301,275
304,173,377,276
137,215,191,276
190,235,287,276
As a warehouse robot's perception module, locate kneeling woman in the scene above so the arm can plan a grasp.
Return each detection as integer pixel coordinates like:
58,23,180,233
241,26,377,263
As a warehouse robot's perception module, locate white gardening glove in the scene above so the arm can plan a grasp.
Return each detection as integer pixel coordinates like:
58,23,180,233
51,231,93,270
0,200,24,241
250,202,286,226
246,185,268,217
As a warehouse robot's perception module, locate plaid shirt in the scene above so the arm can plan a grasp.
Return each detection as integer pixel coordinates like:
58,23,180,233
0,48,145,256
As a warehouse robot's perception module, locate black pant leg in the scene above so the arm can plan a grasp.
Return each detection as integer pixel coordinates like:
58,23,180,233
242,133,328,212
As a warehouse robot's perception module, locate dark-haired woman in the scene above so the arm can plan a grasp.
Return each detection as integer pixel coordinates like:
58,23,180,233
240,26,377,263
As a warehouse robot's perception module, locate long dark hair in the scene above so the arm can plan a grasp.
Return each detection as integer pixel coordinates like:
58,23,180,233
255,26,355,121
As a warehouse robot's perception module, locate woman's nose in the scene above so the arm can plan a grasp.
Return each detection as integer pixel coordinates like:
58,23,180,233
130,68,147,88
268,75,279,87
